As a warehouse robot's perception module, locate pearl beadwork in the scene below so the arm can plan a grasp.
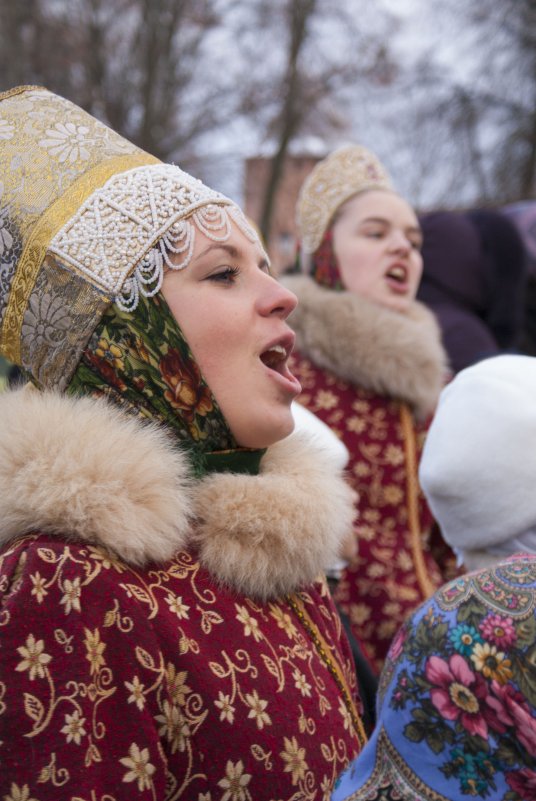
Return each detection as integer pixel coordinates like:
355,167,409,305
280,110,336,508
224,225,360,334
49,163,259,312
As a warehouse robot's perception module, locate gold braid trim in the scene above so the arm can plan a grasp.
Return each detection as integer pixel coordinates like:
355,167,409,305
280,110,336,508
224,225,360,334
286,592,367,748
400,403,435,598
0,85,44,102
0,153,158,364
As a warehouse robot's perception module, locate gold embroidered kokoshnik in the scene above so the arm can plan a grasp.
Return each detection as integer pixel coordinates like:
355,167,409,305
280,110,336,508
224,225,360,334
0,153,157,364
0,85,43,101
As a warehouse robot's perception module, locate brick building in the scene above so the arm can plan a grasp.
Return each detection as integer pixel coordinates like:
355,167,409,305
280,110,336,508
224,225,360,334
244,153,322,275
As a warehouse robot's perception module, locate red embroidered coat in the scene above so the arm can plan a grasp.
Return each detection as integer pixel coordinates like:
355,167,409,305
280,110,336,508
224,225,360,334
0,389,364,800
284,276,450,673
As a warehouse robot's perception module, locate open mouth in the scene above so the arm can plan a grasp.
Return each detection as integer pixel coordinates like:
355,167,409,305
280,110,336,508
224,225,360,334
260,343,289,375
386,265,408,284
259,338,301,395
385,264,411,294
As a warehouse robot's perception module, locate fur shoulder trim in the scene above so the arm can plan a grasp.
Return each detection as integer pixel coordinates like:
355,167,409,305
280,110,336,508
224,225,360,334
0,387,193,565
283,275,448,419
193,431,356,601
0,389,355,600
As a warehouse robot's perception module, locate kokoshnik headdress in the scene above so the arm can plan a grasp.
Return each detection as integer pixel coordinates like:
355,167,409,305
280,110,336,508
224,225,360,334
296,144,393,257
0,86,258,391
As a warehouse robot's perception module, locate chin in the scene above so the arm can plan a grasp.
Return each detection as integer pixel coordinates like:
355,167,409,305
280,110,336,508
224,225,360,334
234,408,295,449
384,295,414,314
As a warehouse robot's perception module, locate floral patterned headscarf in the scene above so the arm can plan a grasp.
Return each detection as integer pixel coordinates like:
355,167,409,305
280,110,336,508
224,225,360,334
67,291,264,477
310,229,345,291
332,554,536,801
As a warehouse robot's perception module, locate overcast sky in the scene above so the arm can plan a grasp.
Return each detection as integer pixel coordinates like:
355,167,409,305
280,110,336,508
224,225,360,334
195,0,505,211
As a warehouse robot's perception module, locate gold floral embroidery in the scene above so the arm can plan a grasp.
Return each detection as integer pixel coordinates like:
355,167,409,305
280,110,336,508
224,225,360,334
4,784,40,801
280,736,309,785
16,634,52,680
348,604,371,626
382,484,404,505
83,628,106,675
37,752,69,787
102,598,134,633
235,605,263,642
217,760,252,801
383,601,403,618
155,700,190,754
0,536,361,798
119,742,156,791
87,547,126,573
214,691,235,724
346,416,366,434
292,669,312,698
313,389,338,410
338,697,354,732
319,735,357,800
61,710,87,745
165,664,191,706
30,572,48,603
244,690,272,730
125,676,146,710
293,349,444,672
165,594,190,619
268,604,298,639
59,577,82,614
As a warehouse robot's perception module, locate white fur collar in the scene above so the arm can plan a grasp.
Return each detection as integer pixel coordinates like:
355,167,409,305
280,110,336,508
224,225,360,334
0,387,355,600
284,274,448,419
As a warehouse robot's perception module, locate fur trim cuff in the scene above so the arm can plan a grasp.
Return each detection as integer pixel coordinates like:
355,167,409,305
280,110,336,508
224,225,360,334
192,432,356,601
0,388,193,565
0,389,356,599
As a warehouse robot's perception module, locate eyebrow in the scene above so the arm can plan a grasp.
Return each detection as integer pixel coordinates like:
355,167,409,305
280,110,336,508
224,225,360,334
194,242,271,271
194,243,241,261
360,216,422,234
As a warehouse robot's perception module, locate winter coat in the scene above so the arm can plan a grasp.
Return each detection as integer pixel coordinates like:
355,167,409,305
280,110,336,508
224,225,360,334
0,387,365,800
418,210,527,373
284,275,449,673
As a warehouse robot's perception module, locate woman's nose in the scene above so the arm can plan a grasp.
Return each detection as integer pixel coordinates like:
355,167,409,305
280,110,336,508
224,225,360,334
260,276,298,318
388,230,411,254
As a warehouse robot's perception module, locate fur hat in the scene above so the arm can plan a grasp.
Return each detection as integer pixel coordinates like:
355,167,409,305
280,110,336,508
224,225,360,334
419,354,536,565
0,86,256,390
296,144,393,256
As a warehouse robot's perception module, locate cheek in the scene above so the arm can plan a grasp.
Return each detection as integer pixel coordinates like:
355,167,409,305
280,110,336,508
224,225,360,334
185,332,226,386
336,243,379,290
408,254,423,290
185,323,249,411
166,299,222,382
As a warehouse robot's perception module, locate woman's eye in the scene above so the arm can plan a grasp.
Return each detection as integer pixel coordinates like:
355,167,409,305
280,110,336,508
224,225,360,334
364,229,384,239
207,266,240,284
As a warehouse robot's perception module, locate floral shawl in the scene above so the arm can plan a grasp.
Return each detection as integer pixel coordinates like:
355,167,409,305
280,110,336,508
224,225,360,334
67,291,264,476
332,554,536,801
